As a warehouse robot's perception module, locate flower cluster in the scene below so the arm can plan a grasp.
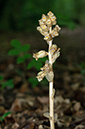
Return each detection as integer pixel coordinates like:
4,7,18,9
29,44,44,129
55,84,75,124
36,60,54,82
33,11,61,82
37,11,61,42
33,44,60,82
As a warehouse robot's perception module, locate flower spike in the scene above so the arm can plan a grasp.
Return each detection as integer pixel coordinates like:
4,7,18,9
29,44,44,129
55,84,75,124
37,11,61,42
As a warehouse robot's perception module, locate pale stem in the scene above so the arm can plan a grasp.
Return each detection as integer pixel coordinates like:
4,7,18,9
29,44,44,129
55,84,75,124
49,81,55,129
48,27,55,129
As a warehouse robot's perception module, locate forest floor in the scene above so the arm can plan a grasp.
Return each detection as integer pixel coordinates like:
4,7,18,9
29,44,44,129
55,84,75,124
0,27,85,129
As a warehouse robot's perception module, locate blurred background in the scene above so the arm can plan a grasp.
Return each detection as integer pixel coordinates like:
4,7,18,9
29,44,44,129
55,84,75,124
0,0,85,79
0,1,85,127
0,0,85,31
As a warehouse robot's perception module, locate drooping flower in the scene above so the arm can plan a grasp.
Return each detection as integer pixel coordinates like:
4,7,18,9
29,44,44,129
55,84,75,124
40,24,48,31
44,34,52,41
50,44,57,55
51,25,61,38
33,50,48,60
36,71,46,82
37,60,54,82
55,25,61,32
42,14,47,22
52,48,60,63
41,60,50,73
47,11,57,25
45,16,52,27
45,71,54,82
47,11,54,17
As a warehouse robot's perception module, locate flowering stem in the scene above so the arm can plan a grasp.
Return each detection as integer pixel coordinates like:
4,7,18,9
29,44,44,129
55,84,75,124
48,28,55,129
34,11,61,129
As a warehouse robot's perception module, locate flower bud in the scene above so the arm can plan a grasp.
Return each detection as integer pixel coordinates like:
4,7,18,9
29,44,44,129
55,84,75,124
51,25,61,38
52,48,60,63
39,19,44,25
45,71,54,82
36,71,46,82
50,15,56,22
33,50,48,60
55,25,61,32
42,31,48,36
51,29,59,38
47,11,54,17
37,26,48,36
41,60,50,73
52,20,57,25
42,14,47,22
47,11,57,25
45,16,52,26
40,24,48,31
44,34,52,41
50,44,57,55
37,26,42,34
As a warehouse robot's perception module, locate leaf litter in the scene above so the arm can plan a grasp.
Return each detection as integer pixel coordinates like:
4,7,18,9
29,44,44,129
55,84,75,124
0,46,85,129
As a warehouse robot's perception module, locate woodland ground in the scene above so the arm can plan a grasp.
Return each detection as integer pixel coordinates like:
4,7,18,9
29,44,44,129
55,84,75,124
0,27,85,129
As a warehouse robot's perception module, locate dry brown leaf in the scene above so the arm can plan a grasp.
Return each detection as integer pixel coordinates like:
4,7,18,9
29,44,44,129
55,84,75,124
19,82,28,93
14,76,22,85
37,96,49,104
10,99,22,112
73,102,81,112
55,95,64,104
55,95,70,104
0,95,5,104
12,122,19,129
38,125,44,129
0,106,5,114
74,124,85,129
22,122,35,129
71,83,80,90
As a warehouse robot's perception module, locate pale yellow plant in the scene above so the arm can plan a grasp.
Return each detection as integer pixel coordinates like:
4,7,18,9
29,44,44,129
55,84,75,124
33,11,61,129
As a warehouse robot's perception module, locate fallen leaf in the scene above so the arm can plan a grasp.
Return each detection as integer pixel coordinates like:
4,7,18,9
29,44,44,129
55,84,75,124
19,82,28,93
37,96,49,104
10,99,22,112
74,124,85,129
12,122,19,129
73,102,81,112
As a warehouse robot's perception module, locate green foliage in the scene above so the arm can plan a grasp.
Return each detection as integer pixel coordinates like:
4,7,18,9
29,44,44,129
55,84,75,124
8,39,47,87
10,40,21,48
27,57,47,70
0,76,4,81
8,40,30,55
80,62,85,75
28,77,38,87
1,79,14,90
0,76,14,90
0,0,53,30
8,40,31,64
0,112,11,122
52,0,78,29
28,76,48,88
